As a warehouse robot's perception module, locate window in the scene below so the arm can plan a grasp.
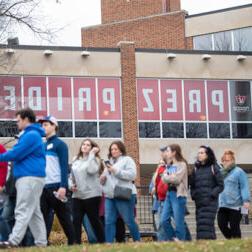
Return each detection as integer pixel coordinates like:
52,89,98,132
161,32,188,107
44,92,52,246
233,27,252,52
186,123,207,138
162,123,184,138
139,122,160,138
0,121,19,137
209,123,230,138
193,27,252,52
75,122,97,138
99,122,121,138
193,34,213,50
232,123,252,138
214,31,232,51
57,121,73,138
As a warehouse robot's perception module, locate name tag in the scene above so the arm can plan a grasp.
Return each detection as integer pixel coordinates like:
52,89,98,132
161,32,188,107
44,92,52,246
47,143,53,150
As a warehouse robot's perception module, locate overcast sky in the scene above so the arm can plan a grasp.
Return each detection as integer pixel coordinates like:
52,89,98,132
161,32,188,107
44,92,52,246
15,0,252,46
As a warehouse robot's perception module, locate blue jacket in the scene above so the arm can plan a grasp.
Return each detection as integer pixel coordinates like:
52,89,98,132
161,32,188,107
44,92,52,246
44,135,69,189
219,166,250,209
0,124,46,179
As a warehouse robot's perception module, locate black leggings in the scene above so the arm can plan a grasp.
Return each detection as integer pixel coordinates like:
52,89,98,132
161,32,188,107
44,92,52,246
217,207,242,239
72,197,105,243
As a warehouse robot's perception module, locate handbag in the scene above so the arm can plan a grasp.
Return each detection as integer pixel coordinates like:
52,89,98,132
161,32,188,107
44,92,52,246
114,185,132,200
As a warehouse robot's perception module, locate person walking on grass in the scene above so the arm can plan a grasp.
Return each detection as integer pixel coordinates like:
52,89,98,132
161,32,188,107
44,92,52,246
39,116,75,245
218,150,250,239
0,108,47,249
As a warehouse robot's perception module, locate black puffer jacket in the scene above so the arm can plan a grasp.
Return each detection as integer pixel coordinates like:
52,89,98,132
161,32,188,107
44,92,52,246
190,162,224,240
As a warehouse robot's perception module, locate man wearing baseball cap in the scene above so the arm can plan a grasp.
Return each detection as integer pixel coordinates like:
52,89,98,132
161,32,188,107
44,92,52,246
39,116,75,245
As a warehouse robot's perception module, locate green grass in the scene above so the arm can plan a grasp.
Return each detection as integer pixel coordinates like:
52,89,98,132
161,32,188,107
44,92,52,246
6,239,252,252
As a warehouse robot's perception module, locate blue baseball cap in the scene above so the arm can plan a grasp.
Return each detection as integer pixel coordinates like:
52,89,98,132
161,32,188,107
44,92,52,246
38,115,58,127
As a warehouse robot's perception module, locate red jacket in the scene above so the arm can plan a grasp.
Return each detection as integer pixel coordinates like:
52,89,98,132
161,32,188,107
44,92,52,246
155,165,168,201
0,144,8,187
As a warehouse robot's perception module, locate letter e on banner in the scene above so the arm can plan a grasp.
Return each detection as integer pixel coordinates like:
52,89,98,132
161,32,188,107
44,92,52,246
0,76,21,119
160,80,183,120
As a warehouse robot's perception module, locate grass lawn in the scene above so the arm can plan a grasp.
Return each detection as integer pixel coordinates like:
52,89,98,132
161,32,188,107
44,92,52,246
6,239,252,252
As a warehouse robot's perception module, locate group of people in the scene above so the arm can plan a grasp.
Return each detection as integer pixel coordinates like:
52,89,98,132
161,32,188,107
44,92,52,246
0,107,250,248
151,144,250,241
0,108,140,248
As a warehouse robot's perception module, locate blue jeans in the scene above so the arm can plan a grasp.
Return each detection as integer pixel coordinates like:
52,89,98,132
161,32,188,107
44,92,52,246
161,191,187,241
105,195,140,243
83,214,98,244
157,201,167,241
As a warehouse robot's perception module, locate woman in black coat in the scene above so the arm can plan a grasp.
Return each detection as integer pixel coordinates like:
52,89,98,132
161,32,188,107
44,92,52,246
190,146,224,240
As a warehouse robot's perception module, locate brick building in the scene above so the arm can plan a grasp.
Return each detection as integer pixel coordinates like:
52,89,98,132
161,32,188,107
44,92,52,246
0,2,252,185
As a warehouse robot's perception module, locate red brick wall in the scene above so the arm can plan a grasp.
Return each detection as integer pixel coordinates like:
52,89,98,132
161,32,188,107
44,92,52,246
101,0,165,24
82,11,187,49
166,0,181,12
186,36,193,50
118,41,141,186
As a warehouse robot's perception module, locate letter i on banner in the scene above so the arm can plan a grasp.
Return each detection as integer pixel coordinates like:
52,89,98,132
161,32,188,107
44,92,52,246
23,76,47,117
48,77,72,119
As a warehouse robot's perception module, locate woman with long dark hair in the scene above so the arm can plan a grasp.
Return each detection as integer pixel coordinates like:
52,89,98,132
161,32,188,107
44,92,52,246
190,145,224,240
69,139,105,244
100,141,140,243
160,144,189,241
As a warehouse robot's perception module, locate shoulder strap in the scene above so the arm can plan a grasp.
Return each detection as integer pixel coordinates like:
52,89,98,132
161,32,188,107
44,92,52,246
211,165,215,176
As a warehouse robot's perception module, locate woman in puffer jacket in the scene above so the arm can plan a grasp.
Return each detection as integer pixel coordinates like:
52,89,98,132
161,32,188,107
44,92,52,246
190,145,224,240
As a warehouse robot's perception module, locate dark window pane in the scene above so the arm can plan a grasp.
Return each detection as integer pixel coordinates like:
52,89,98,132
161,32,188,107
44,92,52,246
75,122,97,138
99,122,121,138
162,123,184,138
186,123,207,138
139,122,160,138
232,123,252,138
57,121,73,138
193,34,213,50
209,123,230,138
234,27,252,52
214,31,232,51
0,121,19,137
229,81,252,121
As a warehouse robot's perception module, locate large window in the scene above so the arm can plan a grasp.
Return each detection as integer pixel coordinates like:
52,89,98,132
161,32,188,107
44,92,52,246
137,79,252,139
193,27,252,52
0,76,122,138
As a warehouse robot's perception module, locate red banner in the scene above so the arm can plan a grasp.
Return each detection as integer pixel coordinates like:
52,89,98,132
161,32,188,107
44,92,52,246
207,80,229,121
0,76,22,119
73,78,97,120
48,77,72,120
137,79,160,120
98,79,121,120
160,80,183,121
23,76,47,117
184,80,206,121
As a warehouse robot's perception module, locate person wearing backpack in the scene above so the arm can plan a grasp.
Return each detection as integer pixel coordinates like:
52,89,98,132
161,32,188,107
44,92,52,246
190,146,224,240
218,150,250,239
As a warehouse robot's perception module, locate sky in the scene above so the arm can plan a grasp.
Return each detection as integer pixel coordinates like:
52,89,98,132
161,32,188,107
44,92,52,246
14,0,252,46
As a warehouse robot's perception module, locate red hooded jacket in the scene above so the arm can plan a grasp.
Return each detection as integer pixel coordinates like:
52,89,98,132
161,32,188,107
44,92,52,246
0,144,8,187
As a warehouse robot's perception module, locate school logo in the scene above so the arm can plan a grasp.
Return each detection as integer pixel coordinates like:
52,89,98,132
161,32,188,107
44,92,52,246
235,95,247,106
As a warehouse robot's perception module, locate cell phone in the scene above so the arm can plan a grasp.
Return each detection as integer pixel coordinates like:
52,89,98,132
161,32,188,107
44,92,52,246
104,160,111,167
